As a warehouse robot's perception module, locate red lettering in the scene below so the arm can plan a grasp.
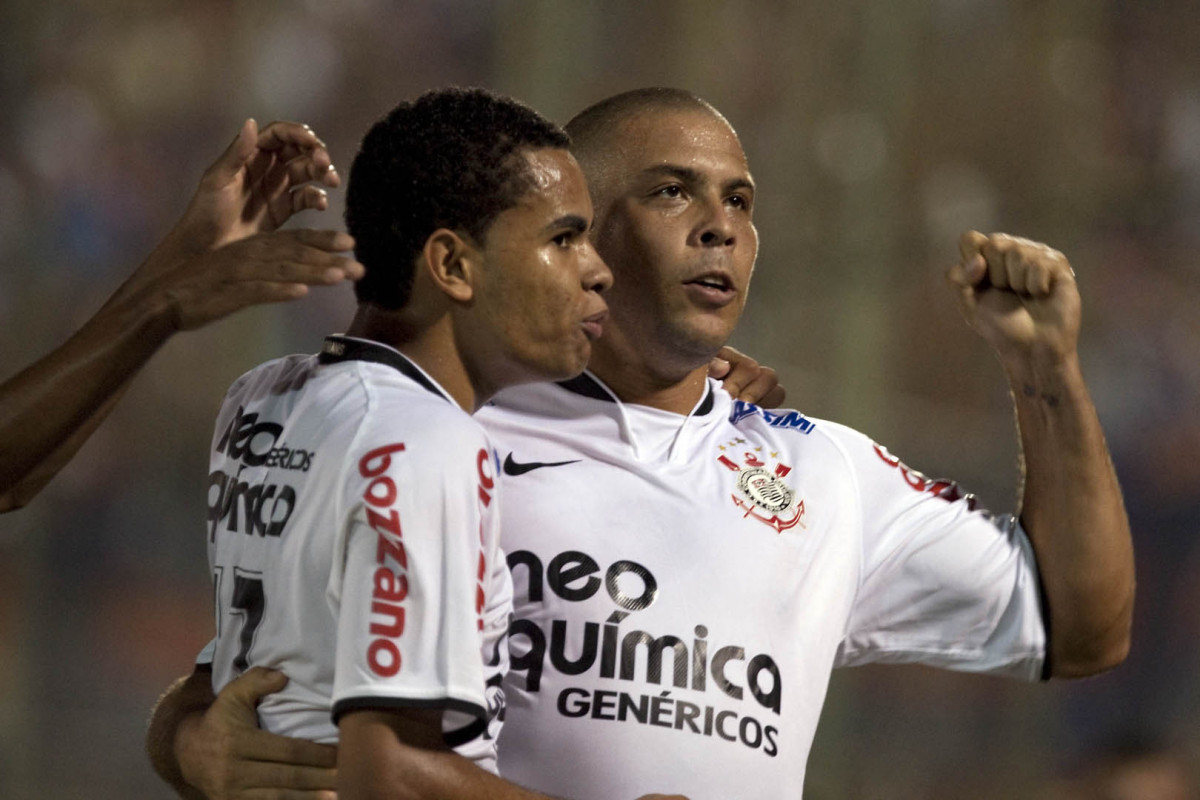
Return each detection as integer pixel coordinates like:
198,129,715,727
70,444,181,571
369,601,406,637
743,452,764,467
478,552,487,581
375,529,408,570
476,448,494,490
373,567,409,603
873,443,901,467
367,507,401,537
717,455,740,472
774,463,792,478
364,476,396,507
367,639,401,677
358,442,406,478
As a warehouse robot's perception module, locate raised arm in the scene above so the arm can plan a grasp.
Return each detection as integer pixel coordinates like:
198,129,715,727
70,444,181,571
947,231,1134,678
0,119,363,512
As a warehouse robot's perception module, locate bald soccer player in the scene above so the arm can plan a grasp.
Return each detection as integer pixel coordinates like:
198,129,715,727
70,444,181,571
152,88,1132,800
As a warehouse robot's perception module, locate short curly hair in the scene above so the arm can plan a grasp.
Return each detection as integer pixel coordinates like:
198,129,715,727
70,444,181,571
345,87,570,309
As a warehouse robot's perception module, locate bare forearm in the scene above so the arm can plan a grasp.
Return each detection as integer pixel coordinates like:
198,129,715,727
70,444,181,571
147,671,215,800
0,284,175,510
1008,352,1134,677
339,710,559,800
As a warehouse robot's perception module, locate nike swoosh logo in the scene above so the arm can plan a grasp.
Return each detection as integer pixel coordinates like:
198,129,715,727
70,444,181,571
502,453,581,476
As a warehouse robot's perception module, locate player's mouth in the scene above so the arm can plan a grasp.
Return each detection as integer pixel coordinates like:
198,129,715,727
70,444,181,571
581,309,608,341
683,271,737,306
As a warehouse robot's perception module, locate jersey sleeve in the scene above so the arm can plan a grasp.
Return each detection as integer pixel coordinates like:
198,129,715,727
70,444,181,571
830,426,1047,680
327,406,491,726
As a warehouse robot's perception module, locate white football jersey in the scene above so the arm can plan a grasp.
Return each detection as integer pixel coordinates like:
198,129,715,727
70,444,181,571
200,335,512,771
478,372,1046,799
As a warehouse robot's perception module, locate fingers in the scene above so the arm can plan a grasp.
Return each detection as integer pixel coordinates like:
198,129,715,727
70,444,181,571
255,121,326,155
202,118,260,188
218,666,290,708
758,384,787,408
711,345,785,405
959,232,1073,296
231,230,363,285
238,734,338,770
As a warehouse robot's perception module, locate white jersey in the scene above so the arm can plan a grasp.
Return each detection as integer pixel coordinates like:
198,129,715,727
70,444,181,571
200,335,512,770
478,372,1046,799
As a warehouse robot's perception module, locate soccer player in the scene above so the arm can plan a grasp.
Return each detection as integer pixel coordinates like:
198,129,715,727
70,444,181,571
152,88,1133,799
0,118,361,513
154,87,698,800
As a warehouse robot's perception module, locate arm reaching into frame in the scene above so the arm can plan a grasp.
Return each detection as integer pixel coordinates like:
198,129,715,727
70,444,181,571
947,230,1134,678
148,668,337,800
0,119,364,512
149,671,689,800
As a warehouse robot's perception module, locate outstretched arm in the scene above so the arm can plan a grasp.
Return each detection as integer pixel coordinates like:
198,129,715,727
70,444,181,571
0,119,363,511
947,231,1134,678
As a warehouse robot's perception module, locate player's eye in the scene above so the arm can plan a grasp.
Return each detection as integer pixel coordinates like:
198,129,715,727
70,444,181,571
552,232,573,247
655,184,683,199
728,193,751,211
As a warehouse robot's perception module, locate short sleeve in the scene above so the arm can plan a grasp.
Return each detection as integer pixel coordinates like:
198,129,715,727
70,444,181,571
832,430,1046,680
328,411,491,728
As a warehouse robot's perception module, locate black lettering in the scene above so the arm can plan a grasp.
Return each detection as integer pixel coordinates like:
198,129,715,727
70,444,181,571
620,631,688,687
508,618,545,692
590,689,617,720
763,725,779,757
692,625,708,691
617,691,647,723
548,551,601,601
712,645,745,701
600,622,619,678
649,693,673,728
747,653,781,714
674,700,701,733
704,705,715,736
507,550,544,603
557,687,589,718
252,484,277,535
739,715,763,749
240,484,264,535
715,710,738,741
605,559,657,611
549,620,598,675
207,470,229,541
264,485,295,537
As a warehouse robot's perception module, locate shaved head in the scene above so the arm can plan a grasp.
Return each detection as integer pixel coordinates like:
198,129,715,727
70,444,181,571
565,88,732,205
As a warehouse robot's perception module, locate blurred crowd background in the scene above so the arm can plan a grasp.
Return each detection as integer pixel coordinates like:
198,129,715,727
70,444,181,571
1,1,1197,797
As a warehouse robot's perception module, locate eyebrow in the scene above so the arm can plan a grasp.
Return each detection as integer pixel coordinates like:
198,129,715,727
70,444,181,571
640,164,756,195
545,214,590,234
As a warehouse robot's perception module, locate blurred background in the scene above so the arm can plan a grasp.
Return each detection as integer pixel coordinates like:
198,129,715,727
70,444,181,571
1,0,1198,797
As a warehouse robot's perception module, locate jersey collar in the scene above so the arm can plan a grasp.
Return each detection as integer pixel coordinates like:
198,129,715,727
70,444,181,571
556,371,716,416
318,335,453,404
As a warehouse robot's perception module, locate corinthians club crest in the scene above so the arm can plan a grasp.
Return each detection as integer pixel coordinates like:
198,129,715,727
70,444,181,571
717,441,806,534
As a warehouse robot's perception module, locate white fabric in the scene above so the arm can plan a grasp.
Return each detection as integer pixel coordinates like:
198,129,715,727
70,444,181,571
200,338,511,770
478,372,1045,799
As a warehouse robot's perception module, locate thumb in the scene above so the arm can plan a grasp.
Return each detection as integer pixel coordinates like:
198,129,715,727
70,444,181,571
945,261,979,319
707,356,732,380
219,666,288,708
205,118,258,185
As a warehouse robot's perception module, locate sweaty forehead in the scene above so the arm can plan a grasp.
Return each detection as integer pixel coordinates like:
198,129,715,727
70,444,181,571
610,109,749,179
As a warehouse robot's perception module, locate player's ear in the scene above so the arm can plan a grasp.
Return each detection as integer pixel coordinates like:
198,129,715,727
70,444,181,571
420,228,478,303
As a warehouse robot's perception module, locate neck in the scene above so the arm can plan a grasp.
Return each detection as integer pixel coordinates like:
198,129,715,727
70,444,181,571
586,339,711,414
346,305,482,412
